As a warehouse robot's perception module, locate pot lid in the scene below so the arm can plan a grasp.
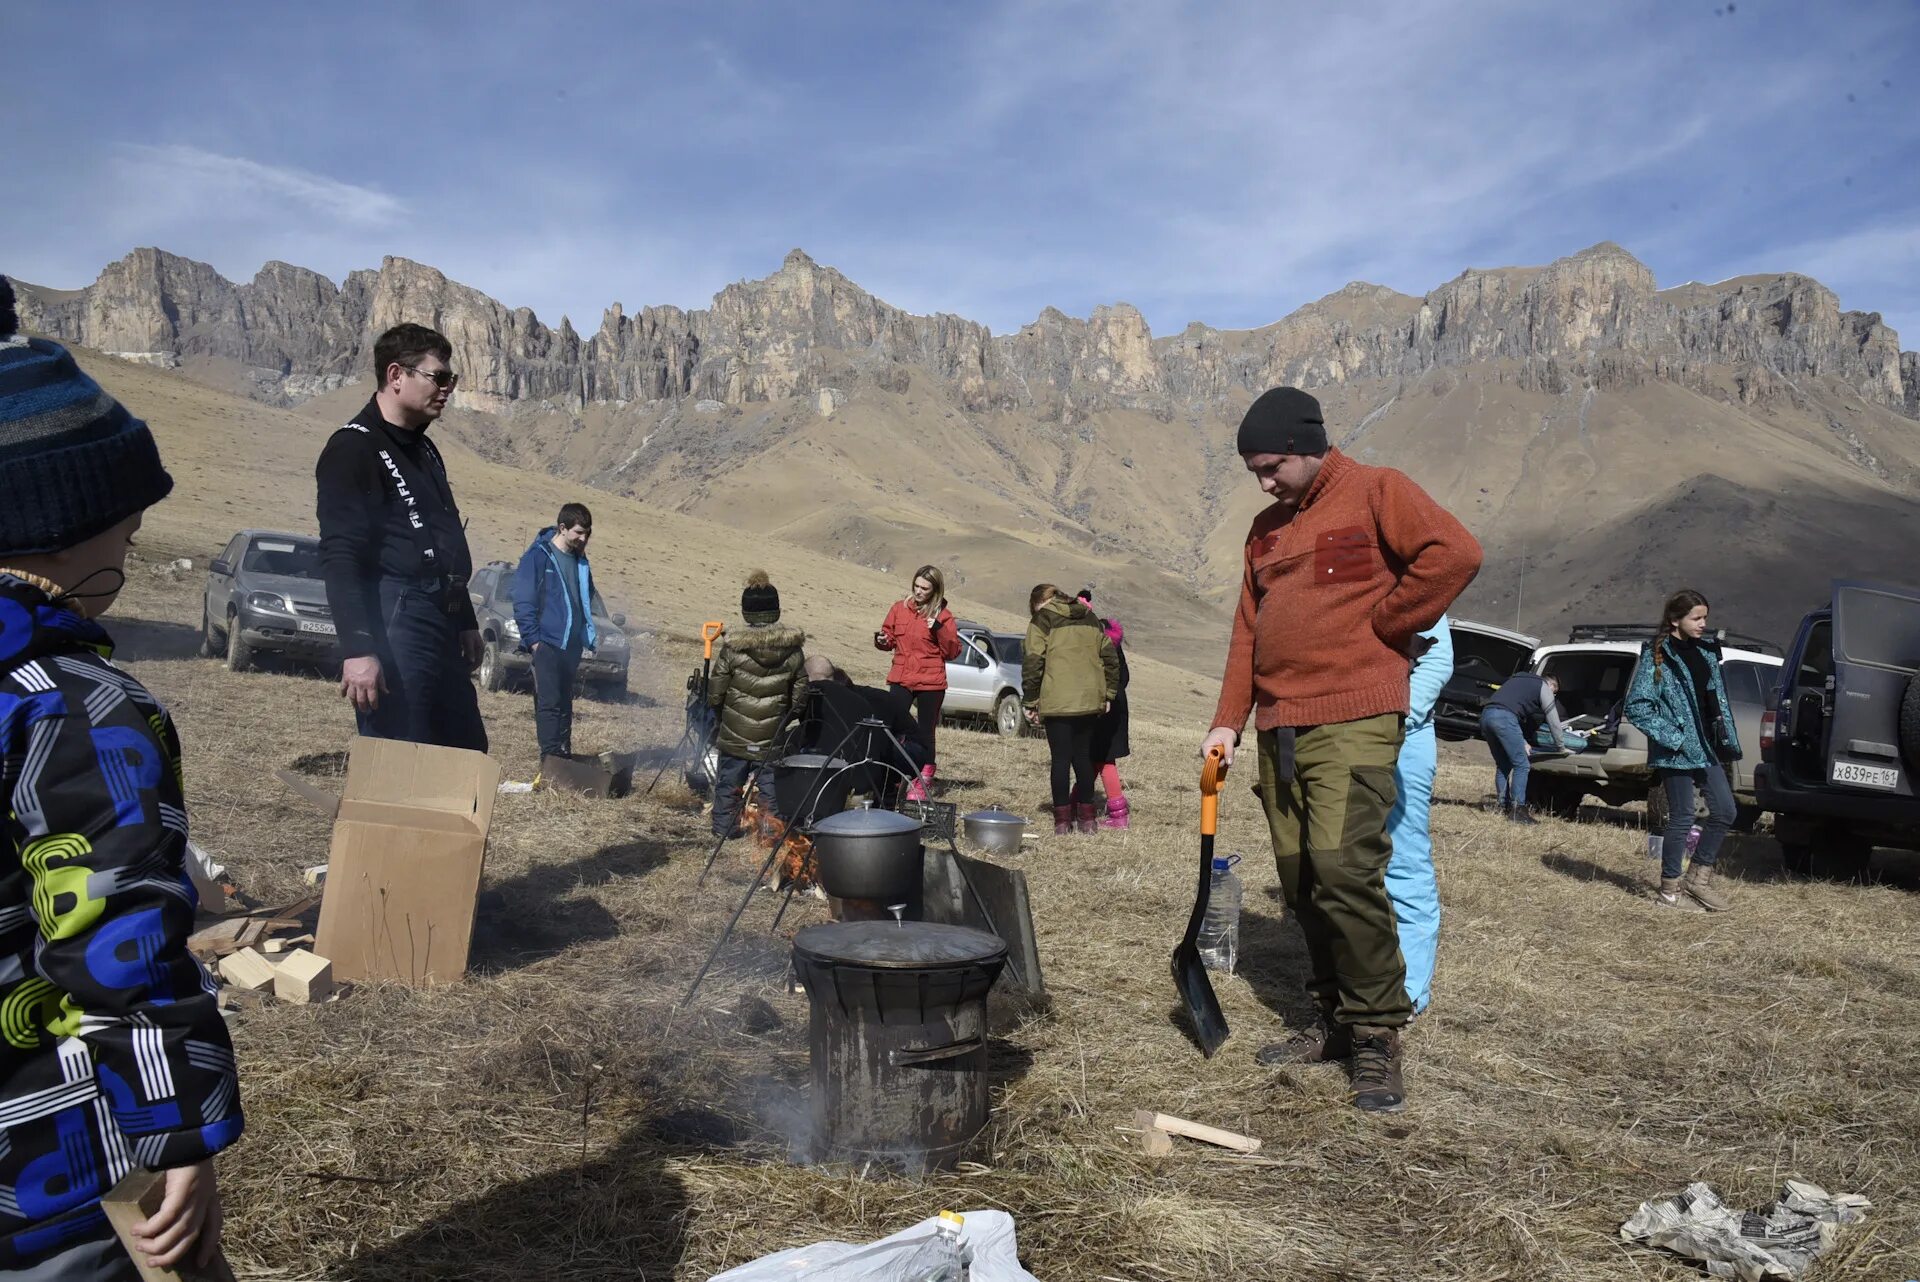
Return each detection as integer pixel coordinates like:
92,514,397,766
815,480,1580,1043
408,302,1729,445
814,808,922,837
963,808,1027,826
776,754,850,770
793,920,1007,968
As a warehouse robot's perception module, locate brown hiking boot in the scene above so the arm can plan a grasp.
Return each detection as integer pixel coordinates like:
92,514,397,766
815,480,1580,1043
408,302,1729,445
1075,802,1099,834
1653,875,1705,911
1349,1025,1406,1113
1681,862,1733,912
1052,805,1074,835
1255,1020,1352,1066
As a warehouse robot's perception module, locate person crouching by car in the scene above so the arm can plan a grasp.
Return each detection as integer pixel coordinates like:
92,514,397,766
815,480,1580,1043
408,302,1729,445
1625,588,1740,913
0,287,243,1278
1023,584,1119,835
1478,671,1574,824
708,571,808,840
873,564,961,801
512,502,597,763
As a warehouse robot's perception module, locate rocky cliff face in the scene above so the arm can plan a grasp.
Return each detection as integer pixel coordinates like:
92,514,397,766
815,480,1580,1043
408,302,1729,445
14,241,1917,425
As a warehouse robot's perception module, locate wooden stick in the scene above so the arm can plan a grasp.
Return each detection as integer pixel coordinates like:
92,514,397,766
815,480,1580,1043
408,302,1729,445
1133,1109,1262,1153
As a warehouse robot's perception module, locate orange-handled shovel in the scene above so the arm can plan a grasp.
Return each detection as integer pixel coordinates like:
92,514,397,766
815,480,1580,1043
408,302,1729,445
1171,745,1231,1057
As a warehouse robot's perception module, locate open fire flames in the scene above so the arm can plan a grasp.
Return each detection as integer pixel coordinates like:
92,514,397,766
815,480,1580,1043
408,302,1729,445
741,801,817,888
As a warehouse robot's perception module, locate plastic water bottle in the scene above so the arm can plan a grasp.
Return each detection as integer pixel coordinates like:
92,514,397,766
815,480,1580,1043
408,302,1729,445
898,1210,966,1281
1198,854,1243,975
1686,824,1703,855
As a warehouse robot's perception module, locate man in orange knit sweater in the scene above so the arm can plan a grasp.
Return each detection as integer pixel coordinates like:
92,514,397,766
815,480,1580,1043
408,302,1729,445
1200,386,1481,1113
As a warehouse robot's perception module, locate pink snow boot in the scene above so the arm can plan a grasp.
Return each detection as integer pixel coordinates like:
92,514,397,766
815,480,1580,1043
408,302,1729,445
1101,796,1130,829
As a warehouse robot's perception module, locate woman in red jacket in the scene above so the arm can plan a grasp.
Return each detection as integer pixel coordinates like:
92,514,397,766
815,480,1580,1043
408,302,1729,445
874,564,961,798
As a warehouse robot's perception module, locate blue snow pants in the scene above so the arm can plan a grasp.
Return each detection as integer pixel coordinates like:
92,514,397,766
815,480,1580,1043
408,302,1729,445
1384,721,1440,1014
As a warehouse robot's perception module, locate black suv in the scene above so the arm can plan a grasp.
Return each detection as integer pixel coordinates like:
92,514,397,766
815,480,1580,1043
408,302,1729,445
1433,619,1540,742
467,560,633,699
1756,580,1920,878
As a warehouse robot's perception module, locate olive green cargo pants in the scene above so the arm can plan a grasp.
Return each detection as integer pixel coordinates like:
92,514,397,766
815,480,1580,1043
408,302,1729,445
1256,713,1412,1028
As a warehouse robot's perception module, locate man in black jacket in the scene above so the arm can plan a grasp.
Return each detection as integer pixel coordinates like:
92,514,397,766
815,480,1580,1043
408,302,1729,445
315,324,486,751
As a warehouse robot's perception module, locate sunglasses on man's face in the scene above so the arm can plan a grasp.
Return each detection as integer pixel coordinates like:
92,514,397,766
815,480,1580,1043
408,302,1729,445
402,364,460,390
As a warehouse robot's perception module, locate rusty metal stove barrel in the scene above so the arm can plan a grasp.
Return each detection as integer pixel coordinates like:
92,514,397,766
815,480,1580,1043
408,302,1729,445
791,920,1008,1172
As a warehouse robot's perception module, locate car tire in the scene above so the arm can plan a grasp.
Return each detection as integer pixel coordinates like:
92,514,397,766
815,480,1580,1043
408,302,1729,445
1645,779,1667,832
994,692,1023,739
1900,673,1920,775
224,610,251,673
1779,838,1813,878
479,640,504,693
199,604,221,659
1821,833,1875,884
1531,777,1582,820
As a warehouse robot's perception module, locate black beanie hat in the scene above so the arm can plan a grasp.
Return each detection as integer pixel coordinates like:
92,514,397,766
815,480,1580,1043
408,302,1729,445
741,569,780,625
1236,386,1328,457
0,293,175,558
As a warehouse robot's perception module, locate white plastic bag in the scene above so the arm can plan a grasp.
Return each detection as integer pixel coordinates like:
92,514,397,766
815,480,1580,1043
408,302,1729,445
708,1209,1039,1282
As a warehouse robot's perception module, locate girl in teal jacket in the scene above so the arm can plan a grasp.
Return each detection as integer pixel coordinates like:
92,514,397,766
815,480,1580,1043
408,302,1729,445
1624,589,1740,912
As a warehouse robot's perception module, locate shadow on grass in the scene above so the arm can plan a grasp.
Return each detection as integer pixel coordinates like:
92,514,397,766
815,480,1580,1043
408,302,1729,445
471,838,671,971
110,616,207,661
331,1124,688,1280
1539,850,1648,897
1231,902,1325,1034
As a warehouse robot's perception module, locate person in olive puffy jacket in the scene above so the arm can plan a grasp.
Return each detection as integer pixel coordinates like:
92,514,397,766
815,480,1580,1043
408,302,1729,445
1022,584,1120,835
873,564,961,799
708,571,808,839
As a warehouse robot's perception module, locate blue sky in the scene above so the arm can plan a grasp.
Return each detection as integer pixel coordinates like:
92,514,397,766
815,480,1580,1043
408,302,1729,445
6,1,1918,345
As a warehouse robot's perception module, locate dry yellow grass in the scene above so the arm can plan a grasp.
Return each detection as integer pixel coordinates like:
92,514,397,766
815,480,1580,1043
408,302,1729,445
76,355,1920,1279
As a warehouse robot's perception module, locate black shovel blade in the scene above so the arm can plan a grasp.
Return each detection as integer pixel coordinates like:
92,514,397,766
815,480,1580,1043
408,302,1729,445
1172,833,1230,1057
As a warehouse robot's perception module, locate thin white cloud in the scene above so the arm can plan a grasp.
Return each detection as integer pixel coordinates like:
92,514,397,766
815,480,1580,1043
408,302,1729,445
112,144,406,227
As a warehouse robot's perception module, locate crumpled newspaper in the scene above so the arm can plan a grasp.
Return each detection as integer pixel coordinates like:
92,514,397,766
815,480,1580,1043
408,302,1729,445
1620,1180,1871,1280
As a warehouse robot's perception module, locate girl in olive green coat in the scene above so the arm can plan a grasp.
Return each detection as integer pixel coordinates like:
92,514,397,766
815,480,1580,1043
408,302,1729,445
1022,584,1119,834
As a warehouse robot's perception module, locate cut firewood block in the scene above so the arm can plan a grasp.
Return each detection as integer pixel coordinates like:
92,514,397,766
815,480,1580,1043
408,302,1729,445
101,1167,240,1281
263,932,315,955
272,948,334,1004
217,947,277,992
1133,1109,1262,1153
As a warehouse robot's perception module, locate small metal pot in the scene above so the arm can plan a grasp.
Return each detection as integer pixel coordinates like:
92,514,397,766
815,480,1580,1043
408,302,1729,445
962,808,1028,856
812,808,925,901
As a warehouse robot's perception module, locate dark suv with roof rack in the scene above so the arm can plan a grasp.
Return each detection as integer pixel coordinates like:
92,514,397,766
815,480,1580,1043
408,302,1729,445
1756,580,1920,879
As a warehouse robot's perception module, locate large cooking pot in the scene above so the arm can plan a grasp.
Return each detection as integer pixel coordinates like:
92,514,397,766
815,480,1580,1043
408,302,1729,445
773,754,856,823
962,807,1027,856
813,808,924,902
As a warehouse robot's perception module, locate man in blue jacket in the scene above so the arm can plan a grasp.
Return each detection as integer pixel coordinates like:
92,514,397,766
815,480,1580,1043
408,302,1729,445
512,503,597,761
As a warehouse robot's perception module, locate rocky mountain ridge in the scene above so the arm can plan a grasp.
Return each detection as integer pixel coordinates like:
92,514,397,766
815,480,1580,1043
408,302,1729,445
16,243,1918,425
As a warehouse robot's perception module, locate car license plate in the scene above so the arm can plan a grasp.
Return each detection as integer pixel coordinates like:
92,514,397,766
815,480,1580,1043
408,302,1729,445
297,620,336,636
1832,760,1900,790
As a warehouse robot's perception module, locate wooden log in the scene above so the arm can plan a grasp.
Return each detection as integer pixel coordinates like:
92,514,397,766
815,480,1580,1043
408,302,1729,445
216,948,277,992
1133,1109,1262,1153
271,949,334,1004
100,1167,240,1281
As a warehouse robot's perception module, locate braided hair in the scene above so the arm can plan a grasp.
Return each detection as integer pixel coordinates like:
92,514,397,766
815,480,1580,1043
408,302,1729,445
1650,588,1710,684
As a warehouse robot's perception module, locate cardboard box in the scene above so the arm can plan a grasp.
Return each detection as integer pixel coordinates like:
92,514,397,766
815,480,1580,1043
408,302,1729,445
310,736,499,985
537,750,637,798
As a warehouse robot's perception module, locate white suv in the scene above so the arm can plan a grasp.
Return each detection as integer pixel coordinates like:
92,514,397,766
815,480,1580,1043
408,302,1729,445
1523,627,1783,828
942,620,1027,738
